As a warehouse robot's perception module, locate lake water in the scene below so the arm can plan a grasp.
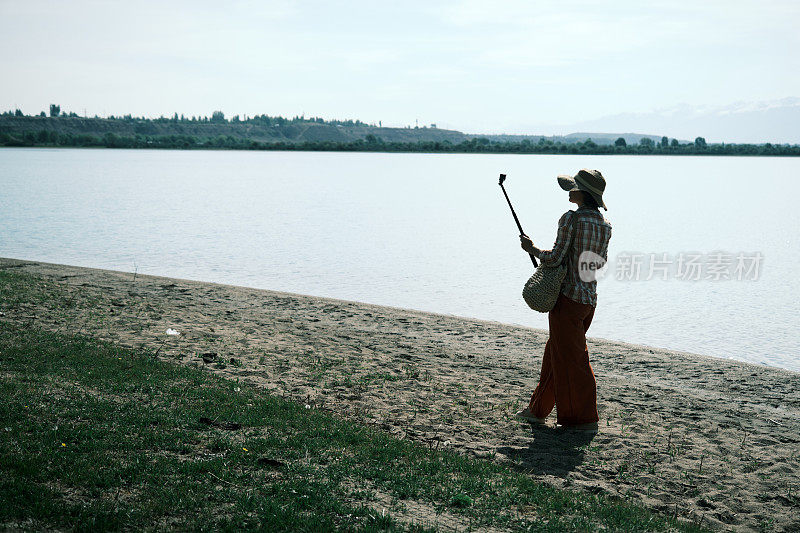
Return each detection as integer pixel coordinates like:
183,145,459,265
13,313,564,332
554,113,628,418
2,148,799,371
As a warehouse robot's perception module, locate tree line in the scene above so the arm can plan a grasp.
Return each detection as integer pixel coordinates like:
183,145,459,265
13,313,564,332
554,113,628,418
3,129,798,156
1,107,373,128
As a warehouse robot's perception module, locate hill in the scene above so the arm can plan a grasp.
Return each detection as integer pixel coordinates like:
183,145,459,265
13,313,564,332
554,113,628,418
0,115,471,145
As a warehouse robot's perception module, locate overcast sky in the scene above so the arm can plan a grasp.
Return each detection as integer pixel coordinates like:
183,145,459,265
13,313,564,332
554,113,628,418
1,0,798,136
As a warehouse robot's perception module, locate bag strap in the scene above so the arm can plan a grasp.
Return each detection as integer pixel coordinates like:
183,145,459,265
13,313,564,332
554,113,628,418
562,211,580,267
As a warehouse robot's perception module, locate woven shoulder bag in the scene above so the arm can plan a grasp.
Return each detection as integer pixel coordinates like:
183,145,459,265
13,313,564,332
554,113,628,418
522,213,578,313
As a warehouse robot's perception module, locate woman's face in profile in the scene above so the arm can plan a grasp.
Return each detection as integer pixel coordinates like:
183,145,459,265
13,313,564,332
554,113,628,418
568,189,583,204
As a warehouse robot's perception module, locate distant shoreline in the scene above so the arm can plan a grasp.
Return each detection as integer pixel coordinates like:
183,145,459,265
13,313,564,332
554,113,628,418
2,114,798,156
3,143,800,157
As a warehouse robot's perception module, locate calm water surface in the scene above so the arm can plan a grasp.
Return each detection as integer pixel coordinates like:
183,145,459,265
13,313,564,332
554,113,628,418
2,148,799,371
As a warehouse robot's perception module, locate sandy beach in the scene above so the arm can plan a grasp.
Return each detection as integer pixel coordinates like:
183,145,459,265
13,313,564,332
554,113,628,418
2,257,798,531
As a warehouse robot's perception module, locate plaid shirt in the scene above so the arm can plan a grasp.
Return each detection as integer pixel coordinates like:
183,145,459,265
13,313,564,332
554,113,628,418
535,205,612,307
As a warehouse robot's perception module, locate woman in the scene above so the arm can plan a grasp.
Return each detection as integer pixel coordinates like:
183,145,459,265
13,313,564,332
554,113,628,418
517,169,612,432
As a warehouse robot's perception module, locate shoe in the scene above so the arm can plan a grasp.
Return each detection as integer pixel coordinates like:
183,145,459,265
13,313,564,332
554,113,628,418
515,409,546,425
556,422,598,433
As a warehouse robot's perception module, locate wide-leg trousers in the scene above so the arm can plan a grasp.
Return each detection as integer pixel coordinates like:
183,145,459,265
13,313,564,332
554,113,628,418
527,293,599,426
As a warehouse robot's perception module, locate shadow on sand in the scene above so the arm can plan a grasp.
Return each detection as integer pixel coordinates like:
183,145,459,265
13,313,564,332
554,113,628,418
496,424,597,478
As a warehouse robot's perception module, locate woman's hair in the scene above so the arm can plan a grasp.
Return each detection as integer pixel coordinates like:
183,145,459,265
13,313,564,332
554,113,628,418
580,190,600,209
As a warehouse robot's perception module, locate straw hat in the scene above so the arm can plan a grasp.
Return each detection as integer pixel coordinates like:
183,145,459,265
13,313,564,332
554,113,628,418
557,169,607,210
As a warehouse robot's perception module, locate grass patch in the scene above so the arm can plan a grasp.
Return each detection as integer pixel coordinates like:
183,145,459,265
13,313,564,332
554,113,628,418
0,270,707,531
0,269,74,309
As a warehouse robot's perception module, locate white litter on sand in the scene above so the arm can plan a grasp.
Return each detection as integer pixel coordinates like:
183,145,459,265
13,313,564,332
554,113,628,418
166,328,180,336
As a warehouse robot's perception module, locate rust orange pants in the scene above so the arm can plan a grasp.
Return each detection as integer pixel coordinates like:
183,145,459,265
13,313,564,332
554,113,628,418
528,293,599,426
